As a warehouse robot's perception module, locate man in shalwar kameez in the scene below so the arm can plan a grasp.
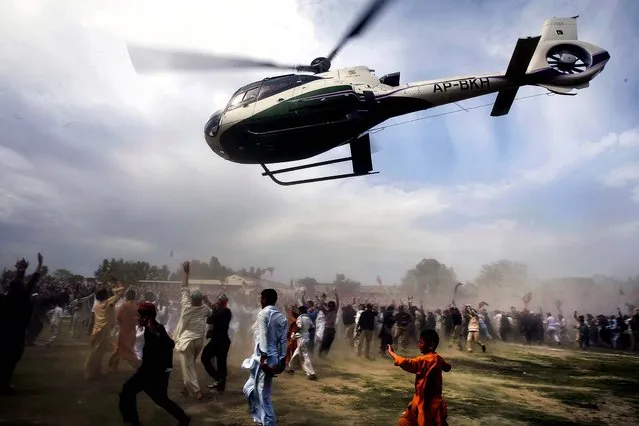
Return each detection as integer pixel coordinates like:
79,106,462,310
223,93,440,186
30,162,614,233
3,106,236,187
285,306,299,368
287,305,317,379
242,289,288,426
84,280,125,380
173,261,211,400
108,288,140,372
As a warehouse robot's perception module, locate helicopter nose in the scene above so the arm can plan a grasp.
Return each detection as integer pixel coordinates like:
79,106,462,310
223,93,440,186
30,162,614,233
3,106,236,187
204,110,223,138
204,110,227,158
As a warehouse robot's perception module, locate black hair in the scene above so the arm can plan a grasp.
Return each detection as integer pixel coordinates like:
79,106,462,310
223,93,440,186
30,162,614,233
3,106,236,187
298,305,308,314
419,329,440,352
126,289,136,301
95,288,109,301
261,288,278,305
138,307,157,319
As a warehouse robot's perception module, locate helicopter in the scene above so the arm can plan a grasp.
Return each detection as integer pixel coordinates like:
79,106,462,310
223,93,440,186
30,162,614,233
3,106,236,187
128,0,610,186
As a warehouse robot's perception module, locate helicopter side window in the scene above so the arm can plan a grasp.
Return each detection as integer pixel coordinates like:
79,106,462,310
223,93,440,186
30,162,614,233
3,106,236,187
228,92,246,109
243,87,259,103
258,75,300,101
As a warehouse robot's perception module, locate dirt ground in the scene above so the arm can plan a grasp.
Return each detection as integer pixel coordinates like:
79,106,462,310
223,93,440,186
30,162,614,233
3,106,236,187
1,324,638,426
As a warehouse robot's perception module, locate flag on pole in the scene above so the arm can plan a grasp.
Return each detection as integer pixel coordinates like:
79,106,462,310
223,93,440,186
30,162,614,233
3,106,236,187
376,275,382,286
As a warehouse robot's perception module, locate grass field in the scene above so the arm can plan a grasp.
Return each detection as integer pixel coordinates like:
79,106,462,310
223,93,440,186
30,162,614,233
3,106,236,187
1,324,638,426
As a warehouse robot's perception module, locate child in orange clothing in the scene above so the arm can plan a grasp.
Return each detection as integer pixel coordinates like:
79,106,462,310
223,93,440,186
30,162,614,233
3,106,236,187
387,329,451,426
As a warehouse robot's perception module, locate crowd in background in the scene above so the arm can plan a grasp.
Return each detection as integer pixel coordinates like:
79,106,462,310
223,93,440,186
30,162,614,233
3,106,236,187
2,257,639,361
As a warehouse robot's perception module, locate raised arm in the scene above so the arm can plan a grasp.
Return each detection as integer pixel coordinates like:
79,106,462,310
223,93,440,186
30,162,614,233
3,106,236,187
106,281,125,305
335,289,340,311
387,345,421,374
25,253,44,294
182,261,190,288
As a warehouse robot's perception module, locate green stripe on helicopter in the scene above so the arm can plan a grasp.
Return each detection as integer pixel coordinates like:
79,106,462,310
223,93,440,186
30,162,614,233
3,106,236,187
251,85,355,120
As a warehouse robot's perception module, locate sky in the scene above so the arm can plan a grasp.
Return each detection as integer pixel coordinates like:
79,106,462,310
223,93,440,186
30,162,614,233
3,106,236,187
1,0,638,285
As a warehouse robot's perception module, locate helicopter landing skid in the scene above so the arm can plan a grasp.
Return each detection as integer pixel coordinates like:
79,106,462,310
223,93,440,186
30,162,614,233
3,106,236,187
260,135,378,186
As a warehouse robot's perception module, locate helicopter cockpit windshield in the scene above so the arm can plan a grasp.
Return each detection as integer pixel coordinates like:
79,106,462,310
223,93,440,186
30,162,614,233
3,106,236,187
225,74,323,111
226,83,261,111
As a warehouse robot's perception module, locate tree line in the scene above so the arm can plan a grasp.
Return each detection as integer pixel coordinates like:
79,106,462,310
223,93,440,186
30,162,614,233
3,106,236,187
3,255,638,300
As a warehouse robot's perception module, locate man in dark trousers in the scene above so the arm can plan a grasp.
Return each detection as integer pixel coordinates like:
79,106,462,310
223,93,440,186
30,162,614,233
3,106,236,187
201,294,232,392
119,302,190,426
0,254,42,395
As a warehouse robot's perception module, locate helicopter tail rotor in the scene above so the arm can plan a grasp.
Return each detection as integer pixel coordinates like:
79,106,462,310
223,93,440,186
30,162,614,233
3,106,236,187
492,16,610,117
525,16,610,90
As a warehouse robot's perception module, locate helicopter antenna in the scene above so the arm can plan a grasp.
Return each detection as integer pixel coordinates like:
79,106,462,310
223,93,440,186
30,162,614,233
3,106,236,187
368,91,554,134
453,101,469,112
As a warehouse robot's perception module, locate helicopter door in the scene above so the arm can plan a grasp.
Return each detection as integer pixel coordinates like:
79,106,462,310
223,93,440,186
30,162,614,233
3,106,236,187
250,75,303,131
220,83,260,129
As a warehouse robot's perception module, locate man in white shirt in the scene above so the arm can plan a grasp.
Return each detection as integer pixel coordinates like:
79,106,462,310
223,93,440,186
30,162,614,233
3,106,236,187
172,262,211,400
545,312,560,344
242,289,288,426
287,305,317,379
46,300,64,347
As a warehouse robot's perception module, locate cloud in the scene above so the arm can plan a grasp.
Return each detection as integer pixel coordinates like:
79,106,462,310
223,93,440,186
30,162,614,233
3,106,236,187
601,164,639,188
1,0,639,287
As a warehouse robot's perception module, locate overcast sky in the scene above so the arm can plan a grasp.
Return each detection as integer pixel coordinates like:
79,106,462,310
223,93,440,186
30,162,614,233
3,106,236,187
1,0,638,284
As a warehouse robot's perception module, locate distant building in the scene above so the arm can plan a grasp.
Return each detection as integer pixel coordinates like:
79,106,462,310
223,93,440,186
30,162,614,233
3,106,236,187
138,275,292,297
137,279,235,294
307,282,401,301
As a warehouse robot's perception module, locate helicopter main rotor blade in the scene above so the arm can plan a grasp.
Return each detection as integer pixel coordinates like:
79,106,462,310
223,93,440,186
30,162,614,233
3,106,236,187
127,45,304,73
325,0,394,62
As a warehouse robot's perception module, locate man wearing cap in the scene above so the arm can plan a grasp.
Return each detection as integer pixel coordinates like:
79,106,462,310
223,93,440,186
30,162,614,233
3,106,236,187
201,293,232,392
172,261,212,400
119,301,190,426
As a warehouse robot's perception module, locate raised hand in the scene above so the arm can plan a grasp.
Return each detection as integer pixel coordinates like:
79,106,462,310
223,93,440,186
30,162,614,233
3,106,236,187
182,261,190,275
386,344,396,358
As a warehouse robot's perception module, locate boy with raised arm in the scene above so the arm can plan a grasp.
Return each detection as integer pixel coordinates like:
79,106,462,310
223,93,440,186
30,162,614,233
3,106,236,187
387,329,451,426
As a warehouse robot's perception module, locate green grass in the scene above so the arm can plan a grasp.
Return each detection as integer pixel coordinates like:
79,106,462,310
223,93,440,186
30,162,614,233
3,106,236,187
1,325,638,425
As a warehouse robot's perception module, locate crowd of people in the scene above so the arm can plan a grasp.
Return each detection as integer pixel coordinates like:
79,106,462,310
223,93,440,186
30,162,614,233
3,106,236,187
1,253,639,425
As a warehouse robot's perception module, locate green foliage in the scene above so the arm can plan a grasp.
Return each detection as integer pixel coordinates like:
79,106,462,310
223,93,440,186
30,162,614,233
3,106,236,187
169,256,234,281
52,268,74,283
400,258,457,297
474,259,529,289
297,276,318,293
333,273,361,293
236,265,275,279
94,258,171,285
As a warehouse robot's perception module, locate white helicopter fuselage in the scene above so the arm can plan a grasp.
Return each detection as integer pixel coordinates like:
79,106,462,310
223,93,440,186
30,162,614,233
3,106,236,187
204,17,609,169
